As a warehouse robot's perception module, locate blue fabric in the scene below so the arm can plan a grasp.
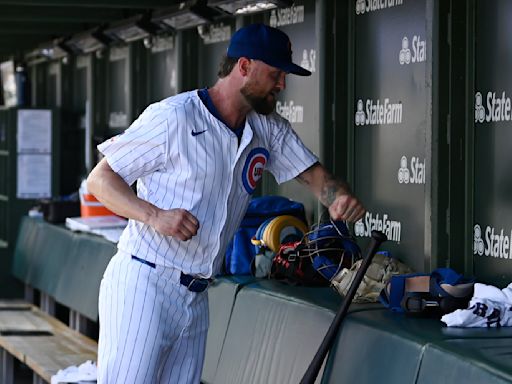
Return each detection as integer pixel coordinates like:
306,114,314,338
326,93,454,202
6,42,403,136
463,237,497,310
312,255,339,281
197,88,244,141
430,268,474,297
308,221,360,256
227,23,311,76
379,273,428,312
225,196,306,275
379,268,474,313
131,255,156,268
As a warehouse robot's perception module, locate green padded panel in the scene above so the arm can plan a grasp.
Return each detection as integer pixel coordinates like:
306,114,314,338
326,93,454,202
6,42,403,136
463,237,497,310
202,275,258,384
12,217,116,320
418,340,512,384
243,279,382,314
213,285,335,384
244,279,342,312
323,314,425,384
12,217,73,297
323,309,512,384
53,232,115,321
203,278,378,384
11,217,36,282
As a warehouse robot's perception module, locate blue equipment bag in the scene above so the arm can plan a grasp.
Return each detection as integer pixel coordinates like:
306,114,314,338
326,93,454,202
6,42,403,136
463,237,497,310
379,268,474,316
224,195,306,275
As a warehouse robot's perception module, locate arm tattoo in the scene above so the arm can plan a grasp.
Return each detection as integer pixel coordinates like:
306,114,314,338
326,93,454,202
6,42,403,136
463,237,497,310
320,173,351,206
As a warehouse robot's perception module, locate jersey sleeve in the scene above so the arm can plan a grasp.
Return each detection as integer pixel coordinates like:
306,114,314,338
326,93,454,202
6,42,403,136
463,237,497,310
266,117,319,184
97,104,170,186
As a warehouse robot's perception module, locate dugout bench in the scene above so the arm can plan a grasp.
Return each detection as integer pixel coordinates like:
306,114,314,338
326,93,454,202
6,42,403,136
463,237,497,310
3,216,512,383
0,300,97,383
0,216,114,383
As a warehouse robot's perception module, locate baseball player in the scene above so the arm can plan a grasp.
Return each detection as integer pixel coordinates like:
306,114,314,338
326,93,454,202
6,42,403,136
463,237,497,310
87,23,365,384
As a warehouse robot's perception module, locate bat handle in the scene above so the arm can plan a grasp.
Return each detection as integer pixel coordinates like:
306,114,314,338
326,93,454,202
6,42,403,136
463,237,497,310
299,230,387,384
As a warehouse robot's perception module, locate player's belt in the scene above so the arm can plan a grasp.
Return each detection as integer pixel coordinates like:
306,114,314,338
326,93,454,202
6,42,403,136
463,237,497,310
179,273,212,293
131,255,211,293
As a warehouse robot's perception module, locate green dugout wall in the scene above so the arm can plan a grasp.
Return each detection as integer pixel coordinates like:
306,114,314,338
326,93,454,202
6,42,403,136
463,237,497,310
10,0,512,286
351,0,434,272
472,0,512,285
261,0,321,224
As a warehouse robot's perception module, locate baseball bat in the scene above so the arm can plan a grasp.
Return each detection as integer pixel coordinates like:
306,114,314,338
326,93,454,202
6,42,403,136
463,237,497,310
299,230,387,384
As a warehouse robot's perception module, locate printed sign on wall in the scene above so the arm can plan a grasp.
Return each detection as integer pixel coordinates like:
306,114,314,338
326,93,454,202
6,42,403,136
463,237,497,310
352,0,432,272
473,0,512,285
197,20,235,87
262,0,319,221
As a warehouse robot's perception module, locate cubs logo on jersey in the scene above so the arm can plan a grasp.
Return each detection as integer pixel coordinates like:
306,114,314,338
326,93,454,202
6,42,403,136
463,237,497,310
242,147,269,194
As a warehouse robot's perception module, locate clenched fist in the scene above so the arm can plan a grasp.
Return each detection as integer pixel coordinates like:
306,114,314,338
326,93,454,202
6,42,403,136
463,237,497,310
149,208,199,241
328,194,365,223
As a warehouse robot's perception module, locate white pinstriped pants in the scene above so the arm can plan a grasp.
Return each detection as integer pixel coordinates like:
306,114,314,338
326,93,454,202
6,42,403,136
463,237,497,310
97,250,209,384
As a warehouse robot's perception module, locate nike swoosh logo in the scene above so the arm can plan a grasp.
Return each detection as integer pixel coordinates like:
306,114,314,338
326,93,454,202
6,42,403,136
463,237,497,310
191,129,207,136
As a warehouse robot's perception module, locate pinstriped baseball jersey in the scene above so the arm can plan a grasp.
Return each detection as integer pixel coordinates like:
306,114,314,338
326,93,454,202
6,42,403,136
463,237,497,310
98,89,318,278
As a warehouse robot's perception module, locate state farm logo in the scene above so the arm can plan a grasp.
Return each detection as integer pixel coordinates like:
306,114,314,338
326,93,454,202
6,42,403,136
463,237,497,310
475,91,512,123
355,0,404,15
354,211,401,243
269,5,304,27
399,35,426,65
473,224,485,256
474,223,512,260
398,155,426,184
300,49,316,73
355,98,403,126
197,23,231,45
475,92,485,123
276,100,304,123
355,99,365,125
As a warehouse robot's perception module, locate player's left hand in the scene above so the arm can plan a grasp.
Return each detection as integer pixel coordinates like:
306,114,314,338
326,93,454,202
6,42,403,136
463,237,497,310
328,194,366,223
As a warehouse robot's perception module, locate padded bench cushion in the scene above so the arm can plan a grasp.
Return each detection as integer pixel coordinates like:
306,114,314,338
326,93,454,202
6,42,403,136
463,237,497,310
418,338,512,384
12,217,116,320
202,276,258,384
324,310,428,384
323,308,512,384
212,282,338,384
242,279,343,312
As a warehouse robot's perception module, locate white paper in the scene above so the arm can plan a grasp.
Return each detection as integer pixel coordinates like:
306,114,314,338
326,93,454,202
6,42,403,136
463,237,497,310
17,154,51,198
65,215,127,231
17,109,52,153
0,61,17,107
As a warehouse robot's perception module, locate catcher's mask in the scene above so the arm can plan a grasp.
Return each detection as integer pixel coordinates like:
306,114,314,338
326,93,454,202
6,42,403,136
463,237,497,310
306,220,361,281
270,219,361,285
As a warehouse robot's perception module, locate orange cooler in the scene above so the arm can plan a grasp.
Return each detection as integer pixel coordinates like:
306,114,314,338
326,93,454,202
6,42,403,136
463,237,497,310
79,181,114,217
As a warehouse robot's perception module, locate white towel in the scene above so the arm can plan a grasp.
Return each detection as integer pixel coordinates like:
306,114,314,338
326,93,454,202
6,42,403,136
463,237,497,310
50,360,97,384
441,282,512,327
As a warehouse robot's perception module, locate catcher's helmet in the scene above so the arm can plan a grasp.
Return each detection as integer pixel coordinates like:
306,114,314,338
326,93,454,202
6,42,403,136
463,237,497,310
270,219,361,286
305,220,361,281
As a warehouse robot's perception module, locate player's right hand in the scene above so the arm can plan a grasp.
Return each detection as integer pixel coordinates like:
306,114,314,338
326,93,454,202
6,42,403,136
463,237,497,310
150,208,199,241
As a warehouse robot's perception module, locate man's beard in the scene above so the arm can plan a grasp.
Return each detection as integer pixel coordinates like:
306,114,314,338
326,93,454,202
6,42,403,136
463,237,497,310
240,83,276,115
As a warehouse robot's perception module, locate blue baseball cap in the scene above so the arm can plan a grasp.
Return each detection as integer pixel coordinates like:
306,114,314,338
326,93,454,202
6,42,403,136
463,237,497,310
227,23,311,77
